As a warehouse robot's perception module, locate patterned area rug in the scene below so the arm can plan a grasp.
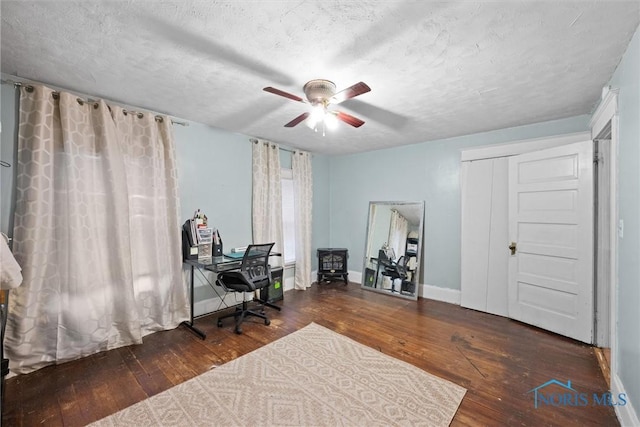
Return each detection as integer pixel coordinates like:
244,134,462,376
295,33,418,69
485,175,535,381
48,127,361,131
91,323,466,426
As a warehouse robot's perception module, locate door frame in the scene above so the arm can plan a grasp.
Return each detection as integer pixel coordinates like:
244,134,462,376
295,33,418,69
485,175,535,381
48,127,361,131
460,131,591,162
589,88,619,376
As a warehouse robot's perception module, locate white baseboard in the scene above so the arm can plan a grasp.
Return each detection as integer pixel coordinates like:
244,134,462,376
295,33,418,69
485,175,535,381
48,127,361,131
348,270,362,284
283,265,296,292
420,283,461,305
284,274,295,292
346,271,461,305
612,372,640,426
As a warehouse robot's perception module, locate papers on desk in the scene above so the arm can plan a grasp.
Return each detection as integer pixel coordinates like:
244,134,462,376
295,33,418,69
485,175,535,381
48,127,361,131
182,222,219,246
212,229,221,245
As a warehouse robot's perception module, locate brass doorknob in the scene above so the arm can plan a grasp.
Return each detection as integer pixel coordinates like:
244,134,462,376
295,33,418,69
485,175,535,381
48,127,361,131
509,242,517,255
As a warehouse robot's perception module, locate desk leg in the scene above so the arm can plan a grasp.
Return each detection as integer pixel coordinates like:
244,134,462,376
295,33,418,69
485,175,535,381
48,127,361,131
181,264,206,340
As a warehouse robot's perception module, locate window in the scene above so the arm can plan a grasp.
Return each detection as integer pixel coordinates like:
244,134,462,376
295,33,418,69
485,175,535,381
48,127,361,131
281,169,296,264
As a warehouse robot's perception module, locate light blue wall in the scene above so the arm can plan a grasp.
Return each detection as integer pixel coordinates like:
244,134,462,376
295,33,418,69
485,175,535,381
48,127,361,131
329,115,591,289
174,123,253,251
312,153,331,255
609,23,640,417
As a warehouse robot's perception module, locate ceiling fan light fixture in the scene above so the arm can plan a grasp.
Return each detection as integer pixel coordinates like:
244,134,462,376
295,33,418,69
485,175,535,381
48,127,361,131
324,111,338,130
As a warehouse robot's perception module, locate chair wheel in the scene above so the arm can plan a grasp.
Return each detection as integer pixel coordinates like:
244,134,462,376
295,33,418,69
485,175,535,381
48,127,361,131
217,320,223,327
235,327,242,334
265,319,271,326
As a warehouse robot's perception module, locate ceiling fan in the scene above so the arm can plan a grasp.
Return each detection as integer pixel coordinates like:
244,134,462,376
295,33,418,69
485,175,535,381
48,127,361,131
263,79,371,131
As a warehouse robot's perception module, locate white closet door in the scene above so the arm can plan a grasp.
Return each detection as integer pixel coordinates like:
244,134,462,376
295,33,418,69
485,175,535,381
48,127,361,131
461,160,493,311
485,158,509,316
460,158,508,316
508,140,594,344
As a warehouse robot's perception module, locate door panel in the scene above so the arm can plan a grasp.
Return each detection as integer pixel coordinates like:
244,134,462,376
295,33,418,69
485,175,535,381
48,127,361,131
518,190,577,214
518,222,578,258
517,154,578,183
460,160,493,311
508,140,594,343
518,253,578,283
460,158,509,316
485,158,509,316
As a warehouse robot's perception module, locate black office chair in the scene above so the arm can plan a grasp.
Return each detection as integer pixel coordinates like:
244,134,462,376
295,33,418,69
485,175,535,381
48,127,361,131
216,242,275,334
381,255,409,293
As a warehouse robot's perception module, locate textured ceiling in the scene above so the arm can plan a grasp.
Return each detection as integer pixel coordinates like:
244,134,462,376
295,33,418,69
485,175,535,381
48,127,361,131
1,1,639,155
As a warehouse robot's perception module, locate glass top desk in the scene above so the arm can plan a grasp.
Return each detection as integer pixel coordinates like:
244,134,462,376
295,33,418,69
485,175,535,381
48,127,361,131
182,256,244,339
182,254,281,339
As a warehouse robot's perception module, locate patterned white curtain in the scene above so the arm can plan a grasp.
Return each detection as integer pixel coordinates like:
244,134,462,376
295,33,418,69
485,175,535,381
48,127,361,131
252,139,283,266
388,210,408,260
292,150,313,290
6,84,188,374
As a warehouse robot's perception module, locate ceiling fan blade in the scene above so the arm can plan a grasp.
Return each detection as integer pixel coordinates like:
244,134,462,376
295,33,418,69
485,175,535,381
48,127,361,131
330,82,371,104
284,112,310,127
334,111,365,128
264,87,305,103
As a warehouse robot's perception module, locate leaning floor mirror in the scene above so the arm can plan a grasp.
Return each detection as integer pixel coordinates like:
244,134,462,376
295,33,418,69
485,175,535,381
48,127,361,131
362,201,424,300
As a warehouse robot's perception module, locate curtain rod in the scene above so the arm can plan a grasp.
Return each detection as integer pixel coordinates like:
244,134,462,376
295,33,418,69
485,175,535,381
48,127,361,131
1,78,189,127
249,138,307,155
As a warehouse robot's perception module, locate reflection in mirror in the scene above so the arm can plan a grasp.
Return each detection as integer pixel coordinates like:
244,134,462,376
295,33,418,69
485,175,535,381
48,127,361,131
362,201,424,300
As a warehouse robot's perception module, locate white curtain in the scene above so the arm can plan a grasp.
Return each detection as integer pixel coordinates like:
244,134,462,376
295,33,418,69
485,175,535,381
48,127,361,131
388,209,408,260
365,204,377,268
292,150,313,290
252,139,283,266
6,84,188,374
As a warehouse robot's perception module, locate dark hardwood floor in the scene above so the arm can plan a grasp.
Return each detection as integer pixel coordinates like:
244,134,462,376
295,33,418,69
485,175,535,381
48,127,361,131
3,282,618,426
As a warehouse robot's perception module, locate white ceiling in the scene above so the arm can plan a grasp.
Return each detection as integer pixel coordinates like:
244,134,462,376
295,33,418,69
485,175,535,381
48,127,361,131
1,1,639,155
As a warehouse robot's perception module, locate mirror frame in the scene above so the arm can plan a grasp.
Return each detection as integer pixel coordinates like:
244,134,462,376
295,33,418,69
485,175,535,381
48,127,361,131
361,200,425,300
